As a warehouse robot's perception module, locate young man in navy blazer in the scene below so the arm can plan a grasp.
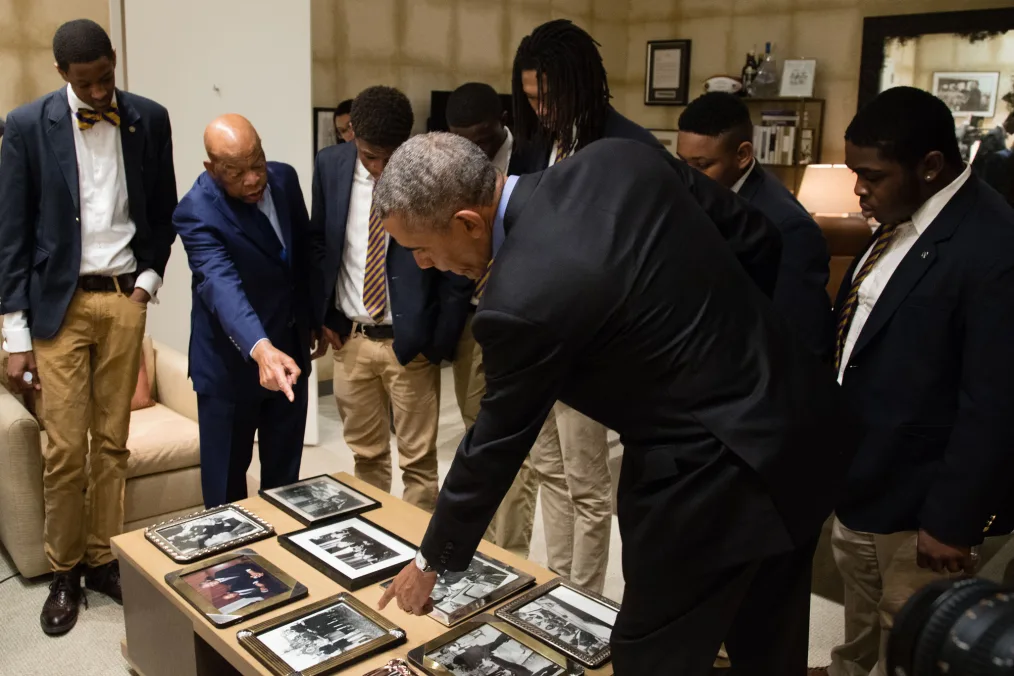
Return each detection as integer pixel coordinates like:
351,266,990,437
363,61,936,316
0,19,177,634
309,86,472,512
677,92,833,361
174,115,321,511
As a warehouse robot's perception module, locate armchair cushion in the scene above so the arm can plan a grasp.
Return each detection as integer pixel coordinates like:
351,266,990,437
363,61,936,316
125,403,201,478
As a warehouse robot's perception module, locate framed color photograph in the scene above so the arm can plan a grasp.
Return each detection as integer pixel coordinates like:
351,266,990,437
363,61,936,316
313,106,340,157
645,39,691,105
165,548,308,627
145,505,274,563
496,578,619,669
408,615,584,676
238,593,406,676
779,59,817,98
260,474,380,525
382,552,535,626
933,71,1000,117
279,516,416,590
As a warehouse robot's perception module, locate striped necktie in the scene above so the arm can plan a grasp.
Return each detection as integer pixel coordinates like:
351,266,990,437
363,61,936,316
76,104,120,130
834,222,900,371
362,202,387,321
474,259,494,299
555,142,574,163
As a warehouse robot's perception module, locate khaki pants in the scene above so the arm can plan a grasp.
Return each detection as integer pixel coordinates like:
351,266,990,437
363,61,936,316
453,315,538,558
33,289,146,572
531,402,613,593
332,334,440,511
829,518,969,676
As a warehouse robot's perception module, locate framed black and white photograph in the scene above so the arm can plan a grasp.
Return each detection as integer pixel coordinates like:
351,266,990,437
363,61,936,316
408,616,583,676
260,474,380,525
645,39,691,106
165,548,307,627
145,505,274,563
779,59,817,98
313,106,340,158
496,578,619,669
933,71,1000,117
382,552,535,626
279,516,416,590
238,593,406,676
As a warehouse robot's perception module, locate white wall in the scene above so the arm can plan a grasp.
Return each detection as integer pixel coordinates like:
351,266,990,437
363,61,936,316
121,0,318,443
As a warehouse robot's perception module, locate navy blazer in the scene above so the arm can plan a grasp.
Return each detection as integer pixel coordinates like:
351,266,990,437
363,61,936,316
0,88,178,338
174,162,319,399
834,175,1014,545
738,165,833,361
308,142,473,365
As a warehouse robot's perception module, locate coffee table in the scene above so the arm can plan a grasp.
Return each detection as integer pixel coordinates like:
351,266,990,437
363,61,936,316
112,472,614,675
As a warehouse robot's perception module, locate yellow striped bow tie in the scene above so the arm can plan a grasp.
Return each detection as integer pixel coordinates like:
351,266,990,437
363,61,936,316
76,105,121,130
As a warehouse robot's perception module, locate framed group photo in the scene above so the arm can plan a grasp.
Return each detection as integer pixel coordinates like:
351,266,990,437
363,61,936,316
408,615,583,676
238,593,406,676
260,474,380,525
165,549,308,627
145,505,274,563
496,578,620,669
932,71,1000,117
279,516,416,590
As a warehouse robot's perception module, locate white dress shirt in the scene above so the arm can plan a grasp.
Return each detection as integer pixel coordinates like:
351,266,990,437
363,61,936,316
248,184,287,356
336,158,392,325
837,164,971,383
492,127,514,174
1,85,161,353
731,160,757,194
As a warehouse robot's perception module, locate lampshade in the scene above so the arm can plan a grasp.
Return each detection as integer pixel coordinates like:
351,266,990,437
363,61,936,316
796,164,862,215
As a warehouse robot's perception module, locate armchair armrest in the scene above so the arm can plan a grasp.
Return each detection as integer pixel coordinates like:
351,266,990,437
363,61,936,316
0,383,48,578
152,340,198,423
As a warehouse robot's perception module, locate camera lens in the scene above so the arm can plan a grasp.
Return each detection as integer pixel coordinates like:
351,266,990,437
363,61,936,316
889,578,1014,676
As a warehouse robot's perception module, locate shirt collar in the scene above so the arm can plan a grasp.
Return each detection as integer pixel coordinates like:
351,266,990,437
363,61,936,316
492,127,514,174
258,182,274,210
66,83,117,112
910,163,971,235
492,175,519,258
354,156,373,183
731,160,756,194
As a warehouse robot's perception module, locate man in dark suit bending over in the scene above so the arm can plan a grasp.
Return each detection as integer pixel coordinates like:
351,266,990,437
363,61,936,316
377,133,856,675
677,92,833,361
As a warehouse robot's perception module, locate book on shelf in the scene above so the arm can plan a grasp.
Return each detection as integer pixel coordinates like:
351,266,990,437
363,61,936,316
753,125,797,166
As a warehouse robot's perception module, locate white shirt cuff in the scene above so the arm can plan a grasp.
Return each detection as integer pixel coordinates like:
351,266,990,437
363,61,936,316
134,269,163,304
250,337,269,358
1,311,33,353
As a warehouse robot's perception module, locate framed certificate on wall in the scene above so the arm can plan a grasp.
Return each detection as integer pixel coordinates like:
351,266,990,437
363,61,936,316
645,39,692,105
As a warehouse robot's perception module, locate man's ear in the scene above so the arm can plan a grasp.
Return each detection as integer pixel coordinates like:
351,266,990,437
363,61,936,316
454,209,487,239
203,160,215,176
918,151,946,184
736,141,755,171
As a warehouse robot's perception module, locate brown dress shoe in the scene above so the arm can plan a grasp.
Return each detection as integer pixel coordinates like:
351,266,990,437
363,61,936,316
85,560,122,604
41,569,85,635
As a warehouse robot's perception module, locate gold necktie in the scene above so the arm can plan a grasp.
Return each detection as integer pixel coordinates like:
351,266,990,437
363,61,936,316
474,259,494,299
362,202,387,321
76,104,120,130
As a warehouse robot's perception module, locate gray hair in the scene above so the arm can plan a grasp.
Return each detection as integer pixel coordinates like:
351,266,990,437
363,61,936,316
373,132,499,229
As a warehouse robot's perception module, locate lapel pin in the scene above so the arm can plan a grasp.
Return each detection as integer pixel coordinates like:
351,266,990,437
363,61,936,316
920,251,929,259
129,126,136,133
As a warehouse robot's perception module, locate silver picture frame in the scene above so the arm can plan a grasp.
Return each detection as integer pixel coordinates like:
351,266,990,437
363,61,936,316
145,504,274,563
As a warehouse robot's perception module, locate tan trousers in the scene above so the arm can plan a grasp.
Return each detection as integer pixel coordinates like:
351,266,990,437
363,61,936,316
452,314,538,558
829,518,969,676
33,289,146,572
332,334,440,511
530,402,613,593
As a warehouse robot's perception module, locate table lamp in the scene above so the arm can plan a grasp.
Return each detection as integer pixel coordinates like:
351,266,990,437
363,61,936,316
796,164,862,217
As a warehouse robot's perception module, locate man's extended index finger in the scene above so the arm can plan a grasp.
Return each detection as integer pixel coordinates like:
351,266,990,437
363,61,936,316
378,581,396,610
274,365,295,402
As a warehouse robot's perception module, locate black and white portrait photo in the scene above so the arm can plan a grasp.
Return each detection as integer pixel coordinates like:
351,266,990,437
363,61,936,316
432,557,520,618
262,475,378,524
153,507,264,556
426,624,565,676
282,517,415,588
514,586,615,660
310,526,399,570
258,601,384,672
932,71,1000,117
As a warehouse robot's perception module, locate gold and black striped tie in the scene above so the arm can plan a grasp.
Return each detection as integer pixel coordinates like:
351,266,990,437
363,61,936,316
474,259,494,299
834,222,899,371
76,104,120,130
362,202,387,321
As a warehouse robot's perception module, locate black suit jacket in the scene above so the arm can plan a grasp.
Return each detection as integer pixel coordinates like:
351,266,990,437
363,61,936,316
738,165,833,360
308,142,473,364
419,139,855,572
0,88,177,337
834,175,1014,545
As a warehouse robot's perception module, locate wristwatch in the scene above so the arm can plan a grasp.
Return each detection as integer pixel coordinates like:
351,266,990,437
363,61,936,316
414,550,442,574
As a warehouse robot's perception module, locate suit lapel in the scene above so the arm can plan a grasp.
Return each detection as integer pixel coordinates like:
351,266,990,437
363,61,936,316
849,179,976,360
45,91,80,212
737,165,764,203
205,173,285,263
116,91,147,227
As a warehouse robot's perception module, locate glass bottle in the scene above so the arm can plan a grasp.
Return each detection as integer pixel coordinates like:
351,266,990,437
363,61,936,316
749,42,780,98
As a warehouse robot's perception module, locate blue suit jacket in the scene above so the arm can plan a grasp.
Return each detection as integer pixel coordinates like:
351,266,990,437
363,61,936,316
308,142,472,365
738,165,833,361
0,88,178,337
174,162,320,399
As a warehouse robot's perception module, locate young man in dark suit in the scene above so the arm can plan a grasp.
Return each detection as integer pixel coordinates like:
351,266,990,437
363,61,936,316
174,115,320,510
820,87,1014,676
309,86,472,512
677,92,833,361
376,133,854,675
0,19,177,634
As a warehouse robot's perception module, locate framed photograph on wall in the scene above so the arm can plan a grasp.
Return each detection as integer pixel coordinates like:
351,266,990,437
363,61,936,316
780,59,817,98
645,39,691,105
649,129,679,156
313,107,339,158
145,505,274,563
932,71,1000,117
260,474,380,525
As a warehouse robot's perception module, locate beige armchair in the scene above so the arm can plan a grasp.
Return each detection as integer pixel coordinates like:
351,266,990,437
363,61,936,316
0,338,204,578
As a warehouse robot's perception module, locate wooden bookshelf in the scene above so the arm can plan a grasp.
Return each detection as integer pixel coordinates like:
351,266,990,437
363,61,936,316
742,97,825,194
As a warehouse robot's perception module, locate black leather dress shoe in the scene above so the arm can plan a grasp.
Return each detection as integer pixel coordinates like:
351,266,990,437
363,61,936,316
85,560,122,604
41,569,85,635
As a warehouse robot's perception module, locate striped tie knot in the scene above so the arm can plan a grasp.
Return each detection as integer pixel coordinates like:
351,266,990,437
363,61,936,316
76,104,121,130
555,143,575,163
